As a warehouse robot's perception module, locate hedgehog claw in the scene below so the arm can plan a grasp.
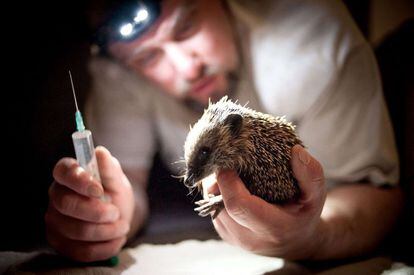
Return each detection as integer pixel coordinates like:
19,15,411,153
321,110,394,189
194,199,207,206
194,195,224,219
194,194,216,206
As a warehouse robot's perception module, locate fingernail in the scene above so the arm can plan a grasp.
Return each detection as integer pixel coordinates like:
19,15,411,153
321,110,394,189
96,145,111,156
74,166,84,176
298,147,311,165
88,185,103,197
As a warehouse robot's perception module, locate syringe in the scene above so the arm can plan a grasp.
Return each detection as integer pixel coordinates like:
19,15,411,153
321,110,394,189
68,71,119,267
69,71,101,183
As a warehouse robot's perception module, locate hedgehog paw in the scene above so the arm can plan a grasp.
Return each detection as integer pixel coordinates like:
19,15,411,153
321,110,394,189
194,195,224,219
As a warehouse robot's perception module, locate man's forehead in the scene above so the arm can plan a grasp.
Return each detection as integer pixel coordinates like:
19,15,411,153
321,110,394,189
141,0,191,43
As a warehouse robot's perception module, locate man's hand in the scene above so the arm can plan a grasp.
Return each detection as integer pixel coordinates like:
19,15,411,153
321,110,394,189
45,146,136,262
212,145,326,260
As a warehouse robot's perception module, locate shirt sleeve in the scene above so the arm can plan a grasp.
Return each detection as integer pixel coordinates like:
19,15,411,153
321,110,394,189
85,57,156,170
298,42,400,187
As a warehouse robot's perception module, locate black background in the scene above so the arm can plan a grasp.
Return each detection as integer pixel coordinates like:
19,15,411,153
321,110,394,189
3,1,93,250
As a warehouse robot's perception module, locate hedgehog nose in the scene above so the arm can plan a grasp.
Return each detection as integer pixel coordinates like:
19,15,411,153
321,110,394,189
184,168,196,188
184,176,195,188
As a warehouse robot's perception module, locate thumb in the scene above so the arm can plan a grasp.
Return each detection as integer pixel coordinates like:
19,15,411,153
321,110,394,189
216,170,258,225
291,145,325,206
216,169,285,229
217,169,251,205
95,146,126,192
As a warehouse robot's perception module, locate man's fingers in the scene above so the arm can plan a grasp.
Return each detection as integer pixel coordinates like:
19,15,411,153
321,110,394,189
46,226,126,263
49,184,120,223
95,146,125,192
216,170,285,229
45,206,129,242
291,145,326,206
212,210,234,243
53,158,103,198
214,209,271,252
53,146,127,197
213,209,252,245
216,170,250,207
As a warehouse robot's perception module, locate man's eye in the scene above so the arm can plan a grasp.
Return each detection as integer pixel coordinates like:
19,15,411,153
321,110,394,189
174,13,198,41
134,50,161,67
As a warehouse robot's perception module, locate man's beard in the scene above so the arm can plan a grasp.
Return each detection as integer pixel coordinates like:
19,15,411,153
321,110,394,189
179,66,240,113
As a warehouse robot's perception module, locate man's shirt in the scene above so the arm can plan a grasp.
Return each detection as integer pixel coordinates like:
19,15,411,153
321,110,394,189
86,0,399,188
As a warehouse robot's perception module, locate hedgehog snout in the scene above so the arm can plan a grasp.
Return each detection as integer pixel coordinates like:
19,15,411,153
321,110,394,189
184,166,199,188
183,174,194,188
184,178,193,188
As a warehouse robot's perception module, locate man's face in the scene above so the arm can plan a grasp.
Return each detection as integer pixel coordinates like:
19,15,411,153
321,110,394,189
109,0,239,108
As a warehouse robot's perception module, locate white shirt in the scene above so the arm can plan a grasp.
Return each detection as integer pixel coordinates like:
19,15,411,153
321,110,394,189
85,0,399,187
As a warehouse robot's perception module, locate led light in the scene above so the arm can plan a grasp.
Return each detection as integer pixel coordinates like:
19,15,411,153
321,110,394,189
120,23,134,36
134,8,149,23
94,0,161,52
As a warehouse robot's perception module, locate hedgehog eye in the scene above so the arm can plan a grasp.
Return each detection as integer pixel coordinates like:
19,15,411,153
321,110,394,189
198,146,211,163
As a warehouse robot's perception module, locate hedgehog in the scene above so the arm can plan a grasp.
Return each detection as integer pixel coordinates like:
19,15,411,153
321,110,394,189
182,96,304,219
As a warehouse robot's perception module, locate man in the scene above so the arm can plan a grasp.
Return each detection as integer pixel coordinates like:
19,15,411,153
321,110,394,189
45,0,402,262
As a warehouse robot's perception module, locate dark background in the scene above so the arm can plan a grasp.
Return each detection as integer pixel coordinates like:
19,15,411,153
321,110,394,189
2,0,413,264
3,1,92,250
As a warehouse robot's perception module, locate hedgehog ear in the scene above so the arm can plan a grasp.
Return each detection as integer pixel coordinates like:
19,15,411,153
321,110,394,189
224,113,243,136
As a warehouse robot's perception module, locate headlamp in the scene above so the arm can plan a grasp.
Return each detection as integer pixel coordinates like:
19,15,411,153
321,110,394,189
93,0,161,55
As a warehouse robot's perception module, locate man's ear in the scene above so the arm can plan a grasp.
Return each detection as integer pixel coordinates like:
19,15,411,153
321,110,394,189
224,113,243,136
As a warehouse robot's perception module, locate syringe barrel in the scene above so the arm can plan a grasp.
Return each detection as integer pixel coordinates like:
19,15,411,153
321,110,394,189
72,130,101,182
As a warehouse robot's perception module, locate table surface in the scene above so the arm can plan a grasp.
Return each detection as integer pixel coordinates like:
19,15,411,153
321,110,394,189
1,189,413,274
2,240,409,275
1,212,413,275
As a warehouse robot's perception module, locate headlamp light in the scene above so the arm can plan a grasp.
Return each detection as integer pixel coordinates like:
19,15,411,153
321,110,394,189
93,0,161,55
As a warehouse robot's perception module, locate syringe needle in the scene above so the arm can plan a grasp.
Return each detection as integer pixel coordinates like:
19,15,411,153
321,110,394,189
69,70,100,181
68,70,79,112
68,70,85,132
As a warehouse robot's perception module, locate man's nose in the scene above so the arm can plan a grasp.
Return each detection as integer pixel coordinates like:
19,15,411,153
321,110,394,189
164,44,202,81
